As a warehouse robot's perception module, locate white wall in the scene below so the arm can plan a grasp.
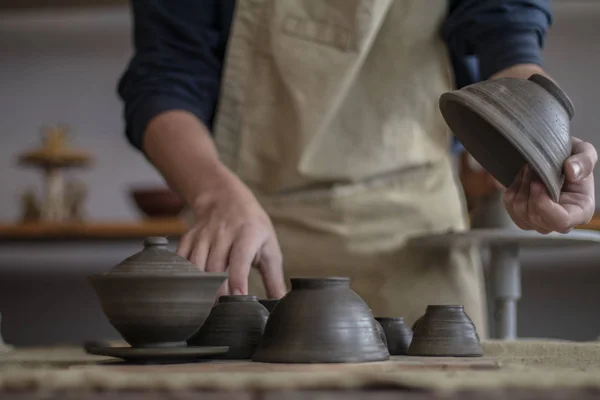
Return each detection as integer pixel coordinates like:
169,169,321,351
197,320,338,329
0,2,600,345
0,6,164,222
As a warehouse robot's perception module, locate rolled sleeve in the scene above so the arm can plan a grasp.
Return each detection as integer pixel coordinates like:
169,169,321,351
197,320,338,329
443,0,552,81
117,0,234,151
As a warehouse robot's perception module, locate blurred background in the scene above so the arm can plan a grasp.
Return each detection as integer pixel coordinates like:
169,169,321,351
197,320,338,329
0,0,599,346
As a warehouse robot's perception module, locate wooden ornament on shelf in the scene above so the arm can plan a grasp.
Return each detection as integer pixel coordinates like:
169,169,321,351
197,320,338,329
17,125,92,223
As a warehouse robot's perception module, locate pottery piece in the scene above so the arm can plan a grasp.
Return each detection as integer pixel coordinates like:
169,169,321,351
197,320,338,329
130,187,186,218
0,313,13,353
375,317,413,355
258,299,279,313
407,305,483,357
84,341,228,362
89,237,227,348
439,74,574,202
374,318,388,348
252,277,389,363
188,295,269,359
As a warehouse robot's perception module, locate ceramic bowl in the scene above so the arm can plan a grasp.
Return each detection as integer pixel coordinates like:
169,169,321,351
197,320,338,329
252,277,389,363
130,187,186,218
407,305,483,357
258,299,280,313
375,317,413,355
439,74,574,202
188,295,269,359
89,237,227,348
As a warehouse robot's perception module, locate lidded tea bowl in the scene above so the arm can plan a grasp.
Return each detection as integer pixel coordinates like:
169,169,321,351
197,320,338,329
408,305,483,357
252,277,389,363
439,74,574,202
89,236,227,348
188,295,269,359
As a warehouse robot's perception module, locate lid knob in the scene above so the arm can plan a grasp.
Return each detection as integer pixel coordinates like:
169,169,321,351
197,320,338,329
143,236,168,248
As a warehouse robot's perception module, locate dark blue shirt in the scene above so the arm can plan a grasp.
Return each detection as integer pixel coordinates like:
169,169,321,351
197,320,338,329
118,0,552,152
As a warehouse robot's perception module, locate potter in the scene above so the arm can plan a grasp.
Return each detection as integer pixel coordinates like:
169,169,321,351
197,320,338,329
117,1,596,336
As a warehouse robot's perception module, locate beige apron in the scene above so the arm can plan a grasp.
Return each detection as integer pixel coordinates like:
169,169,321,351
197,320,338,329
212,0,488,336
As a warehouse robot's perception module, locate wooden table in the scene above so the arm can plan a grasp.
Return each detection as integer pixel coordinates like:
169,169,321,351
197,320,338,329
3,389,600,400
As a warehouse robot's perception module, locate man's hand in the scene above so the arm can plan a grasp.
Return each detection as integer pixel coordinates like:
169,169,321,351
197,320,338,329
490,64,597,233
178,171,286,298
143,110,286,298
459,151,503,212
503,138,597,234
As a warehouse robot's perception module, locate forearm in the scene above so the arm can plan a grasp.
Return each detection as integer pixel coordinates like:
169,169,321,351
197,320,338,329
143,110,235,205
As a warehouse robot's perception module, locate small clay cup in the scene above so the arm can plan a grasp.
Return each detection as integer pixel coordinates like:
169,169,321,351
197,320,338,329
258,299,280,313
89,237,227,348
374,318,388,348
188,295,269,359
252,277,389,363
407,305,483,357
375,317,413,355
440,74,574,202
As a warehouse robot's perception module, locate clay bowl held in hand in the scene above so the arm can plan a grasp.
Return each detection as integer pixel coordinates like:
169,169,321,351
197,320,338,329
188,295,269,359
89,237,227,348
407,305,483,357
252,277,389,363
439,74,574,202
375,317,413,356
258,299,280,313
130,187,186,218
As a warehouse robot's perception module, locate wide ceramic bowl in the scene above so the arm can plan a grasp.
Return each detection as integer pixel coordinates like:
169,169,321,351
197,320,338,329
130,187,186,218
252,277,389,363
440,74,574,202
407,305,483,357
188,295,269,359
89,237,227,348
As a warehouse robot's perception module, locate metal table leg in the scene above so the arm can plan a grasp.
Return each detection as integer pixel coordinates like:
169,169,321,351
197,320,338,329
490,245,520,340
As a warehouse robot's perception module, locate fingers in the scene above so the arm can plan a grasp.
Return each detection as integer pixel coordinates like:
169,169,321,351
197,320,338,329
257,237,287,299
565,139,598,183
227,229,263,296
189,234,210,271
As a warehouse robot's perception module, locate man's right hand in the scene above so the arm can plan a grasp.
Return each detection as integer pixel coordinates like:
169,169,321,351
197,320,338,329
142,110,286,299
178,171,285,298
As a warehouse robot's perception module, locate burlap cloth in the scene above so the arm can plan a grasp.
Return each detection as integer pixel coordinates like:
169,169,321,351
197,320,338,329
1,340,600,393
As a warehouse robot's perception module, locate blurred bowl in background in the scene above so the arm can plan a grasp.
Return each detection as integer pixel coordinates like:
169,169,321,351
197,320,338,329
130,187,186,219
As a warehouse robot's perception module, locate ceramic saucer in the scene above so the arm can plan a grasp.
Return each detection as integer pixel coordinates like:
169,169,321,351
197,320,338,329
84,341,228,362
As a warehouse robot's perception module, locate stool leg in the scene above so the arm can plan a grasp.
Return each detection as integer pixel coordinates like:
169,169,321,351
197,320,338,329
490,245,520,340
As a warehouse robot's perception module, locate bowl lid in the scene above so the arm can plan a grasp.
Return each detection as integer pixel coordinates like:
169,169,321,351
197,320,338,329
108,236,199,275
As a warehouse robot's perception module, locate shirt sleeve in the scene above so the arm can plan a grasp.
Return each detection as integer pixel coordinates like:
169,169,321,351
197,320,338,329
443,0,552,81
117,0,234,151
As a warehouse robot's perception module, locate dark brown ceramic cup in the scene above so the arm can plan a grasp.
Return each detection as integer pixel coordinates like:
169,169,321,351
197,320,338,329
188,295,269,359
375,317,413,356
252,277,389,363
440,74,574,202
407,305,483,357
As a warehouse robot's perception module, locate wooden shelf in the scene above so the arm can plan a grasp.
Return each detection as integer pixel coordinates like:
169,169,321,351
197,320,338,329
0,219,187,241
0,213,598,242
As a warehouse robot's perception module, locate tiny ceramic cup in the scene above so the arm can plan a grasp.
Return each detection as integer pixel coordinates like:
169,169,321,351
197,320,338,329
407,305,483,357
188,295,269,359
375,317,413,355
